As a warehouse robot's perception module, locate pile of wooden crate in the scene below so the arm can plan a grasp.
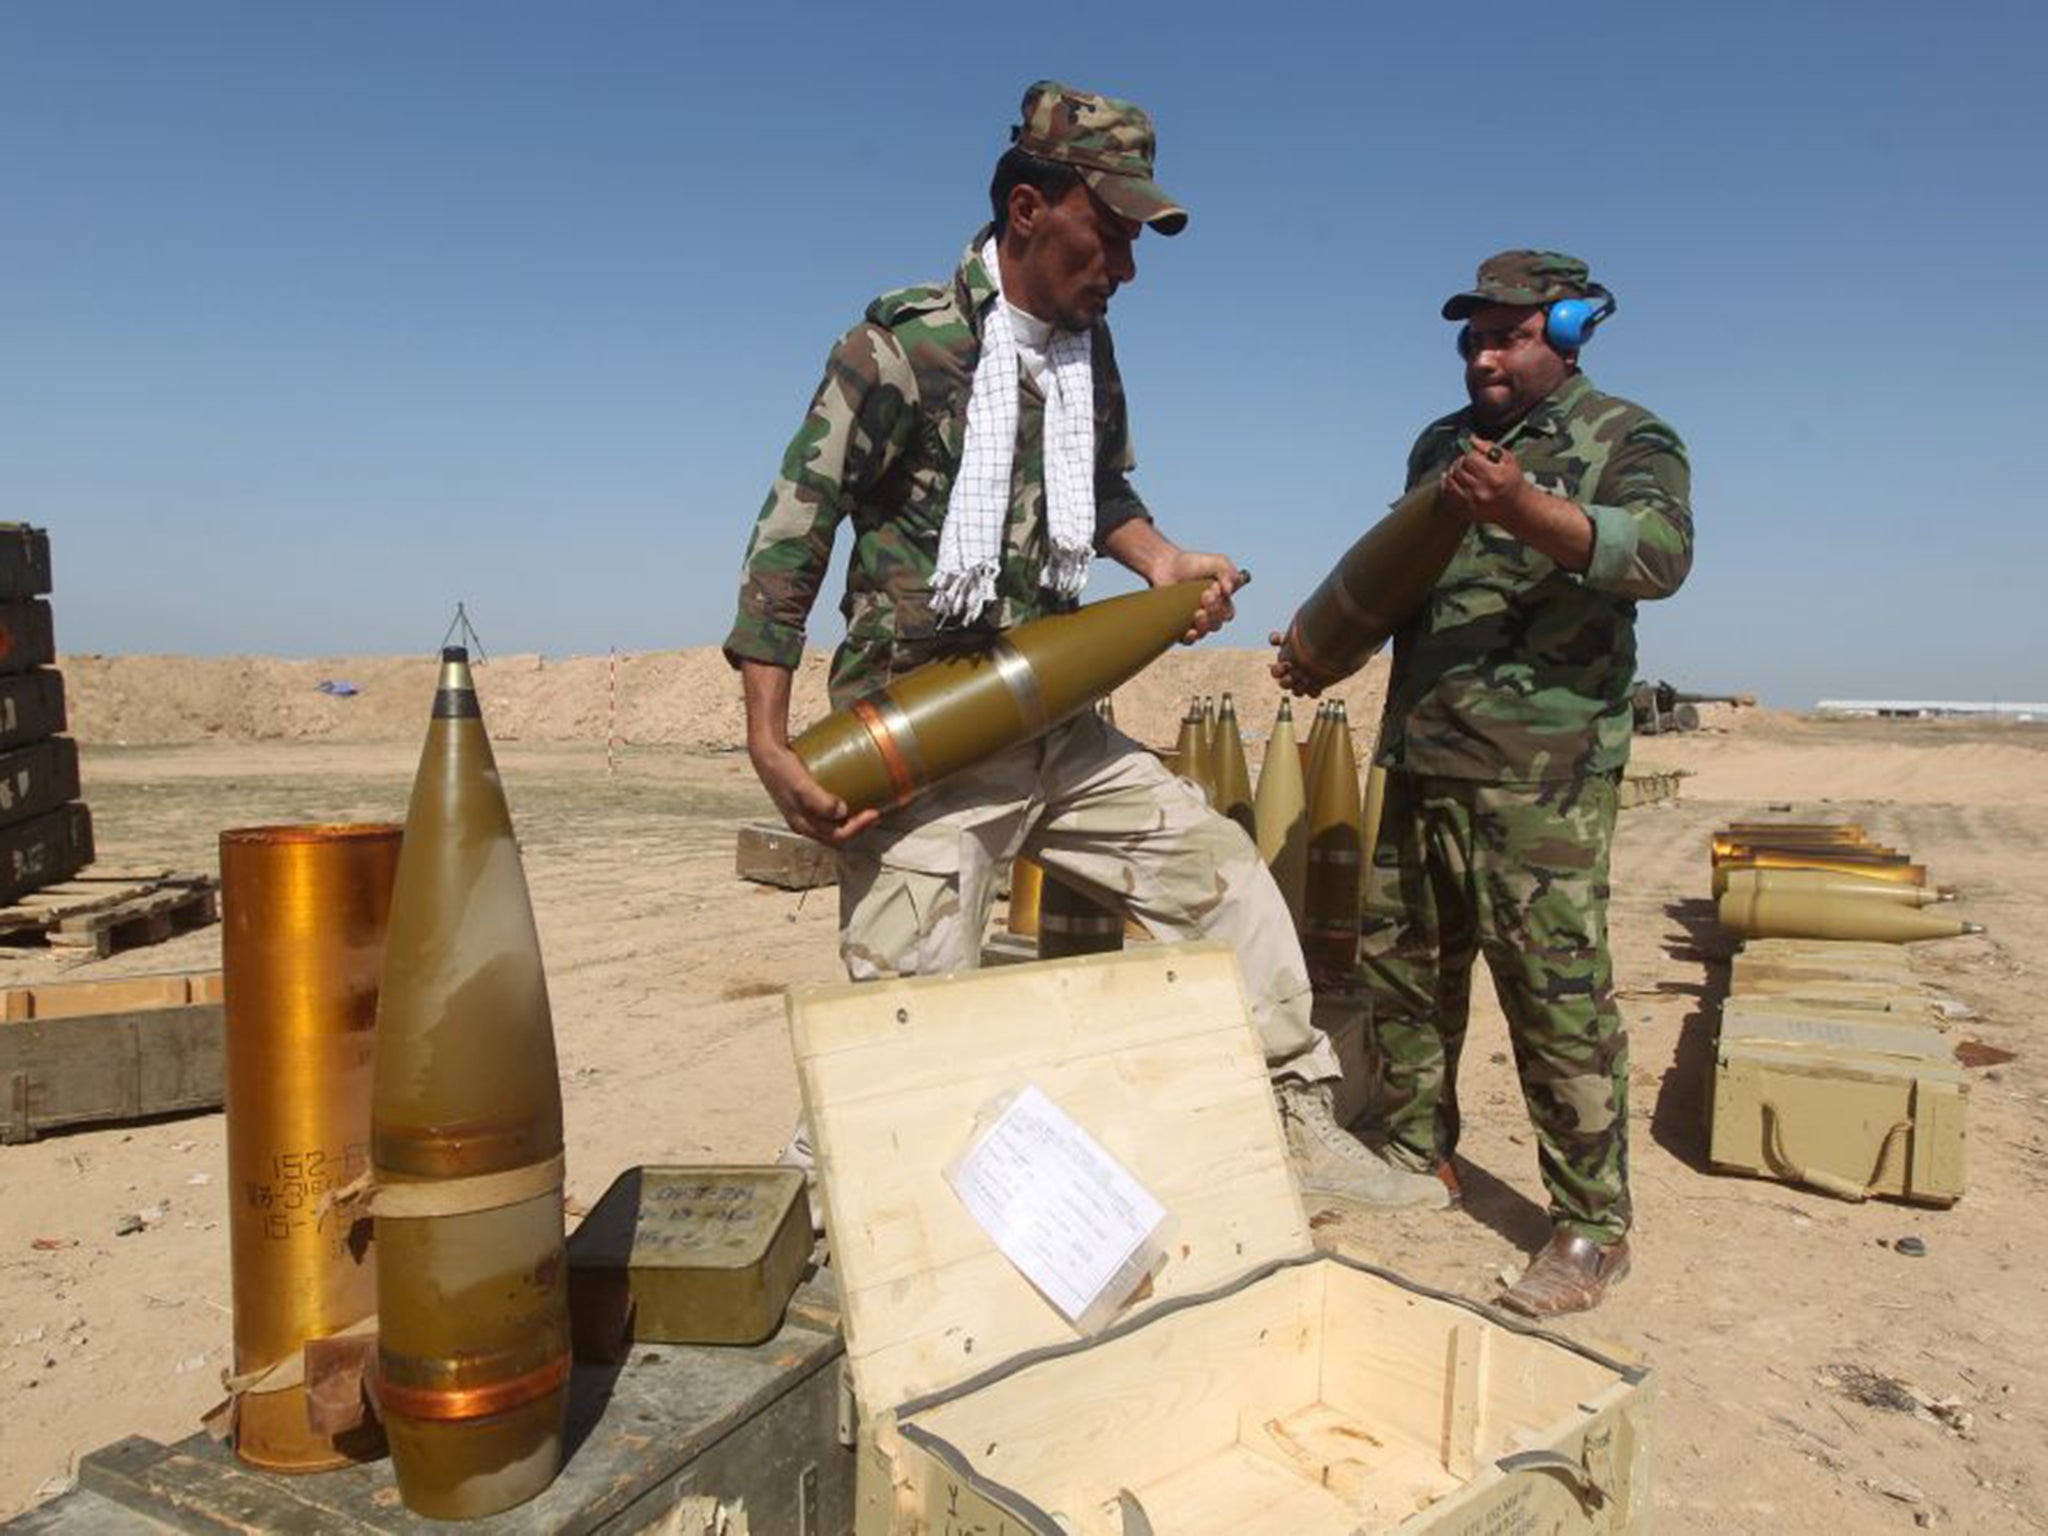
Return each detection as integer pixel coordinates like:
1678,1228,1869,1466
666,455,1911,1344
0,523,93,904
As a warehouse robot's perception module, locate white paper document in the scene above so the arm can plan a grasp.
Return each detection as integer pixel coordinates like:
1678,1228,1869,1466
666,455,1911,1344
945,1084,1167,1324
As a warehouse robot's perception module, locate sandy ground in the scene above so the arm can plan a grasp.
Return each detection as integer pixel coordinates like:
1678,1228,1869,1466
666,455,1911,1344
2,670,2044,1531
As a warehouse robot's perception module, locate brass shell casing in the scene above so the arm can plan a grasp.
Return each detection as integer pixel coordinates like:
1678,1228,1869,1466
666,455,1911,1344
794,581,1208,818
1006,856,1045,938
1712,854,1926,898
1278,482,1463,691
373,651,570,1520
221,823,402,1473
1253,701,1307,930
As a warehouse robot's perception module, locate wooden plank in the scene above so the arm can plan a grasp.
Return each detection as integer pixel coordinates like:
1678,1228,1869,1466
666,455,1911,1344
47,883,218,959
791,944,1311,1413
1440,1321,1485,1480
0,1000,223,1143
2,970,219,1022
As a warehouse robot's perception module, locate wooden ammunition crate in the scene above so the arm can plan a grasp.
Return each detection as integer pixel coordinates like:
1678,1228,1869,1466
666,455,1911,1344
736,819,840,890
0,801,94,905
0,669,66,752
1,971,223,1143
1711,1008,1966,1205
0,737,81,831
0,600,55,675
792,945,1652,1536
0,524,53,601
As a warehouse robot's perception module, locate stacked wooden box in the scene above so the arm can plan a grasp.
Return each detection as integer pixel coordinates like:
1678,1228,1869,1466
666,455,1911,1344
0,525,92,904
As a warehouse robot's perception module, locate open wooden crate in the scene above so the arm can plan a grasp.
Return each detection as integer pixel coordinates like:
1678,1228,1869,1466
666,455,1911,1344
791,944,1651,1535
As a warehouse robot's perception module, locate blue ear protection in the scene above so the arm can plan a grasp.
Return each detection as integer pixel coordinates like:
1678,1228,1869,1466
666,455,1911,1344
1457,286,1617,358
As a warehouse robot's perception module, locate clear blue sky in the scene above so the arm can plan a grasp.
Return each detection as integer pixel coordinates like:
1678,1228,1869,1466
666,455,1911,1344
4,1,2042,706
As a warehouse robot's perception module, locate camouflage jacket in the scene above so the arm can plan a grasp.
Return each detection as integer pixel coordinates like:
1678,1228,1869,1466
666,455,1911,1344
722,230,1151,708
1376,372,1693,782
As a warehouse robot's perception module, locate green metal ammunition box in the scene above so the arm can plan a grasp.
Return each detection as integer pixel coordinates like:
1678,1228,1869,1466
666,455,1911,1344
570,1165,811,1357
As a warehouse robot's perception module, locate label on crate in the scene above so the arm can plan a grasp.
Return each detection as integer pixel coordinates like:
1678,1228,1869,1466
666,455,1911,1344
946,1083,1166,1328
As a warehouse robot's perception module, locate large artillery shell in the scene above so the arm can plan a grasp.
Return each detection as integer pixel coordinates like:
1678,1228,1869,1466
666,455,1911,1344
221,824,401,1472
794,581,1208,817
1253,700,1307,929
1209,693,1254,839
373,649,570,1519
1718,889,1982,943
1713,838,1900,863
1303,702,1365,983
1277,482,1463,692
1722,868,1952,908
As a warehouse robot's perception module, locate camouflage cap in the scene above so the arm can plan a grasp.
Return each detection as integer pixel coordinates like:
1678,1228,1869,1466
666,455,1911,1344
1441,250,1594,319
1013,80,1187,236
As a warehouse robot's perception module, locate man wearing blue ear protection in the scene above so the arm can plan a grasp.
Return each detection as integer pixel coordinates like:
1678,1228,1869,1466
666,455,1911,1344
1359,250,1693,1317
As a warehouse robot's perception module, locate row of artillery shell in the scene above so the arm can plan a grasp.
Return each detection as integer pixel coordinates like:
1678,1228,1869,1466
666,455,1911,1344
1711,821,1979,943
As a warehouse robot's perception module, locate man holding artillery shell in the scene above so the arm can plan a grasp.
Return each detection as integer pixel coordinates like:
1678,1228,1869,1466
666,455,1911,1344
1280,251,1693,1312
724,82,1444,1208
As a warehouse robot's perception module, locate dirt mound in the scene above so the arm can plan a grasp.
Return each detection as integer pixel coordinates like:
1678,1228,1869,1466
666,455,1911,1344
60,648,1391,754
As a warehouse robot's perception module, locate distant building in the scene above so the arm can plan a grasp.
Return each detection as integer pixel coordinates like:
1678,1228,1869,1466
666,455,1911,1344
1815,699,2048,722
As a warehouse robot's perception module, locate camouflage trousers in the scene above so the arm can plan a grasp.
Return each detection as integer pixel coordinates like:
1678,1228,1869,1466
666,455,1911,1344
1357,770,1629,1241
838,712,1339,1083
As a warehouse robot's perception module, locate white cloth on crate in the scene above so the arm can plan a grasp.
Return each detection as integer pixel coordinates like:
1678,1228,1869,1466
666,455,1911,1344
931,238,1096,625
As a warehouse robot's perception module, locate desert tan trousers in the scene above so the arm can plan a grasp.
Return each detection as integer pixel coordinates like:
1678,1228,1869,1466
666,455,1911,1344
835,712,1339,1083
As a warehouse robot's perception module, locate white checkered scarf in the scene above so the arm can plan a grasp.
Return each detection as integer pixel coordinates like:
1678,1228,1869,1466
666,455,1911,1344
931,238,1096,626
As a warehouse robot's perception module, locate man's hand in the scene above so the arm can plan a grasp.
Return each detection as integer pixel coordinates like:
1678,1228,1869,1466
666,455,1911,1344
740,658,880,846
1100,521,1244,643
749,737,880,846
1440,436,1530,528
1151,548,1243,643
1267,629,1323,697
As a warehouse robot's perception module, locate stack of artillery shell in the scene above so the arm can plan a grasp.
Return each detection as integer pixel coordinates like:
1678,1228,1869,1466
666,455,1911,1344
1302,701,1365,982
1209,692,1254,839
371,648,571,1519
794,580,1208,817
1253,700,1308,928
219,823,402,1471
1709,819,1979,943
1276,480,1465,691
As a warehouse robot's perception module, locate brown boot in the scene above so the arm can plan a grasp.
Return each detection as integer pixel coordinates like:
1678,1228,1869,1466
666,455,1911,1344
1498,1229,1630,1318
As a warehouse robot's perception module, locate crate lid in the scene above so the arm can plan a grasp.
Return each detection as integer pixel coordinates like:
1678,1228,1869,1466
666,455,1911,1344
788,943,1308,1412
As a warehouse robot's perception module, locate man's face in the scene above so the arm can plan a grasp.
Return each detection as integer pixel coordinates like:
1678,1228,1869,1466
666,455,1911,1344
1005,181,1141,331
1462,302,1574,429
